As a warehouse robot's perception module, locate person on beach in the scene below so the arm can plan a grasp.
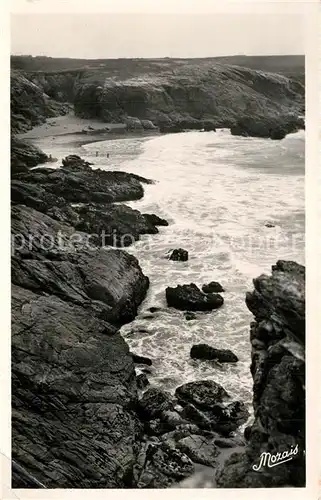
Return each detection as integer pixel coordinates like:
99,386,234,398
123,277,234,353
107,153,110,158
95,151,98,157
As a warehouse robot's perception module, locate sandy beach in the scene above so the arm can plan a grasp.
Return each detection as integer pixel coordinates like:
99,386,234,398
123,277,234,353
17,112,128,140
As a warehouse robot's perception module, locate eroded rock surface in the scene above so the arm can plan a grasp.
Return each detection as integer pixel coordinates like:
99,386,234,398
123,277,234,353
216,260,305,487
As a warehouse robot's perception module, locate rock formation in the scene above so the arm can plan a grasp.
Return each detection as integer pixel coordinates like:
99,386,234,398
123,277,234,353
11,56,304,139
166,283,224,311
216,260,305,487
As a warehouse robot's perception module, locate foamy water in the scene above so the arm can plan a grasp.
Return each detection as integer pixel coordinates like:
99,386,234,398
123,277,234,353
37,129,305,408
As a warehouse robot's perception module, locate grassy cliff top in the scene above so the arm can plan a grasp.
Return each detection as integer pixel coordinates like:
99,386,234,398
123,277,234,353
11,54,304,81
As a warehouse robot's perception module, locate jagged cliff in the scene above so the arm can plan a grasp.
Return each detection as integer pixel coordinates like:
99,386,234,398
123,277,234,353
11,70,71,134
215,260,305,487
11,56,304,136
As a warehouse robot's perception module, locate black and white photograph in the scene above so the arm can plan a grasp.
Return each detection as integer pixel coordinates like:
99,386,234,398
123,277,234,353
7,0,318,494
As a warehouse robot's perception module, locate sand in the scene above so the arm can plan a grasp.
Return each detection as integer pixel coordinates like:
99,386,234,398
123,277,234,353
17,113,127,140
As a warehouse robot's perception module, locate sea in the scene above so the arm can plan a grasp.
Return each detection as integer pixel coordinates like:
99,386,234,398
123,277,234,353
35,128,305,410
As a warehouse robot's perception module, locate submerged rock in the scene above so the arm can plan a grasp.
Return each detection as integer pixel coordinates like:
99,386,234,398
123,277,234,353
190,344,238,363
184,311,197,321
166,283,224,311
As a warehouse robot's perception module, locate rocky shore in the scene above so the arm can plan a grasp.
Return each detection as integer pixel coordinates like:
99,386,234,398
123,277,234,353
11,54,305,487
11,139,306,488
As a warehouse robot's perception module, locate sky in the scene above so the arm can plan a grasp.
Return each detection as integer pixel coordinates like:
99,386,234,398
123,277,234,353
10,1,306,59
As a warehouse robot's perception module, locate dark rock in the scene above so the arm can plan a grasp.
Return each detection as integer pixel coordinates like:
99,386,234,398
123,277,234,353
12,284,143,488
180,403,214,430
202,281,225,293
265,223,275,228
177,435,219,467
243,426,252,441
230,115,304,139
270,127,286,140
137,373,150,390
132,353,153,366
184,311,197,321
148,307,162,313
210,401,250,435
11,210,149,326
74,203,159,247
216,261,305,487
138,388,175,420
18,159,151,204
143,213,169,227
190,344,238,363
175,380,230,409
168,248,188,261
133,442,194,488
62,154,92,170
166,283,224,311
202,120,217,132
11,136,49,175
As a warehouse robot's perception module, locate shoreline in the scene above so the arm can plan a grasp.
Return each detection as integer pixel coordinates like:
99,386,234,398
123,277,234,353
17,112,161,143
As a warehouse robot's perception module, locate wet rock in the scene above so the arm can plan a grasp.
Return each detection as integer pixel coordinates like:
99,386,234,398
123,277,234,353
137,373,150,390
62,154,92,170
230,115,304,140
180,403,214,430
74,203,159,247
166,283,224,311
190,344,238,363
133,442,194,488
143,214,169,227
11,136,49,175
202,281,225,293
216,260,305,487
177,434,219,467
131,353,153,366
184,311,197,321
175,380,230,409
168,248,188,261
18,158,152,204
214,436,245,448
265,222,275,228
210,401,250,434
138,388,175,420
12,285,143,488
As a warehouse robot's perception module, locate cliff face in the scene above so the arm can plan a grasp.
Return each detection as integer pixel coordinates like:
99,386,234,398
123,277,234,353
72,63,304,129
11,70,71,134
11,156,156,487
11,56,304,135
216,260,305,488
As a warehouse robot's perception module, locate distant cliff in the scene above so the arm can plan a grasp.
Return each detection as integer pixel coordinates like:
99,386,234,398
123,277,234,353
11,56,304,136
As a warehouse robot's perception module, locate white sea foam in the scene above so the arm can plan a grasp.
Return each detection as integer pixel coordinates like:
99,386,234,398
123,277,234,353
65,130,305,406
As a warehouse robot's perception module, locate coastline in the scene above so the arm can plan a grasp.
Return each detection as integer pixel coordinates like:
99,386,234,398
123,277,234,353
17,112,160,143
11,115,306,488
